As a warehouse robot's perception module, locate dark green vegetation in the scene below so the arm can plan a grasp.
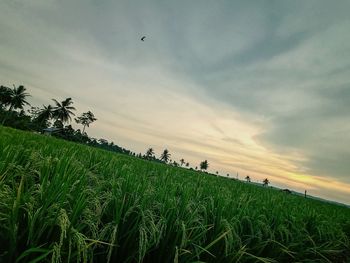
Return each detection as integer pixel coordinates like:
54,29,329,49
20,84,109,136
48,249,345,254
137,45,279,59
0,85,196,167
0,84,136,156
1,126,350,263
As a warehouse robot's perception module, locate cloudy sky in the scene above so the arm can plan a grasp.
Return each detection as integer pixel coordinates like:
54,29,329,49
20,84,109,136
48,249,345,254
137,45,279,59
1,0,350,204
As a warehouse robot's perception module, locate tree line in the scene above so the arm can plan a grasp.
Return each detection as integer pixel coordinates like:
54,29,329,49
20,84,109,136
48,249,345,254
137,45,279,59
0,84,129,154
0,84,271,185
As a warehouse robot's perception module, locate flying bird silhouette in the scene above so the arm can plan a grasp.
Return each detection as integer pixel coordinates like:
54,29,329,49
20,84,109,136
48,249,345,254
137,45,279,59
141,36,146,41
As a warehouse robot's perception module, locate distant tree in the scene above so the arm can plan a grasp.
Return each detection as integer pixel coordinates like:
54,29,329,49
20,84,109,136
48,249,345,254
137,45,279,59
1,85,30,124
0,85,12,109
146,148,154,159
180,158,185,166
53,119,64,129
33,104,54,128
7,85,31,111
172,161,179,167
186,162,189,167
216,171,219,175
245,175,251,182
200,160,209,171
195,166,198,170
227,173,229,177
263,178,269,186
52,98,76,125
98,139,109,148
160,149,171,163
75,111,97,133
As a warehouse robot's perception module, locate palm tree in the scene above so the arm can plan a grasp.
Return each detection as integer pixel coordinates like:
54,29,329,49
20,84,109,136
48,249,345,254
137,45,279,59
200,160,209,171
145,148,154,159
180,159,185,166
8,85,31,111
34,104,54,127
160,149,171,163
0,85,11,109
52,98,76,125
185,162,189,167
245,175,251,182
1,85,30,124
75,111,97,132
263,178,269,186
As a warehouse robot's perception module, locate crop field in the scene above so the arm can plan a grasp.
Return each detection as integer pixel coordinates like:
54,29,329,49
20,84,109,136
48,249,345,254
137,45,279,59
0,126,350,263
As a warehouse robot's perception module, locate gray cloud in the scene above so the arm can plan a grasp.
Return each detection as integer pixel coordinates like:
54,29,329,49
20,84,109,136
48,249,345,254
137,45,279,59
1,0,350,202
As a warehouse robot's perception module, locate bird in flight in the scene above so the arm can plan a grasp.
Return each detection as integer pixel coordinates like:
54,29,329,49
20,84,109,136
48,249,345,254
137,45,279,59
141,36,146,41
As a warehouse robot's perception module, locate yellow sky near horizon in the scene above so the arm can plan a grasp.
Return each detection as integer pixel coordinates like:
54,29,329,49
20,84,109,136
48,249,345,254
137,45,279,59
73,88,350,204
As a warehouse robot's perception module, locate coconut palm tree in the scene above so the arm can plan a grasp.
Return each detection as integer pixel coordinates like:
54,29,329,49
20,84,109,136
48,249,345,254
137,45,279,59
200,160,209,171
160,149,171,163
1,85,30,124
145,148,154,159
263,178,269,186
75,111,97,133
8,85,31,111
185,162,189,167
34,104,54,127
0,85,11,109
245,175,251,182
180,159,185,166
52,98,76,125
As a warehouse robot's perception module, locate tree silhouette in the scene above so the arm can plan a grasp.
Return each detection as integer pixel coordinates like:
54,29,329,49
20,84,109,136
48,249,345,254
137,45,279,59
200,160,209,171
52,98,76,125
185,162,189,167
8,85,30,111
180,159,185,166
34,104,54,128
263,178,269,186
75,111,97,133
1,85,30,124
145,148,154,159
245,175,251,182
160,149,171,163
0,85,12,109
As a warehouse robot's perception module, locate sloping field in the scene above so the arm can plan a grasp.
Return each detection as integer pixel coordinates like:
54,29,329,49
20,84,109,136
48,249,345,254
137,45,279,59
0,126,349,262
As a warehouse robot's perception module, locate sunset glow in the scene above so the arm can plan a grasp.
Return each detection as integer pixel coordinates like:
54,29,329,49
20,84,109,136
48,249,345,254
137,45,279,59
1,0,349,204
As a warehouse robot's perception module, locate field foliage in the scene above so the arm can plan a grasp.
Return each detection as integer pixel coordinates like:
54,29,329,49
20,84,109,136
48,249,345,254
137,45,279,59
0,126,349,262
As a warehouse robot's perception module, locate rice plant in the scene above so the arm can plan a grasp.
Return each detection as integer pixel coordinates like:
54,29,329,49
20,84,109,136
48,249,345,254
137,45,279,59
0,126,349,262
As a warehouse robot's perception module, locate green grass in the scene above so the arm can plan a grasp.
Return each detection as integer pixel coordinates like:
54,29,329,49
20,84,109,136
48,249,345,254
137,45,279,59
0,126,349,263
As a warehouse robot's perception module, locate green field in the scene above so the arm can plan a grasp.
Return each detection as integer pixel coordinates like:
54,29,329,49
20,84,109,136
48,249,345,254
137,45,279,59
0,126,349,263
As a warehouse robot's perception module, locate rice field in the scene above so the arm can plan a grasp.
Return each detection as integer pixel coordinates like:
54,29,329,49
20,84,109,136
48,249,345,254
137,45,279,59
0,126,349,263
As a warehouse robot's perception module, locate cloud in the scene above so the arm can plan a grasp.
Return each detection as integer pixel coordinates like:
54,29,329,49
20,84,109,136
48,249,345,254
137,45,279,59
0,0,350,203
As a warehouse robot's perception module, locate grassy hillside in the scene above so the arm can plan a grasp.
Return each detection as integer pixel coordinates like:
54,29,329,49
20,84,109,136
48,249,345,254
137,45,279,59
0,126,349,263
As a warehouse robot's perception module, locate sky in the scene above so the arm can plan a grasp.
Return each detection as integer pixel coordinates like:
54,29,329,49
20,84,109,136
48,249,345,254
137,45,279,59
1,0,350,204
